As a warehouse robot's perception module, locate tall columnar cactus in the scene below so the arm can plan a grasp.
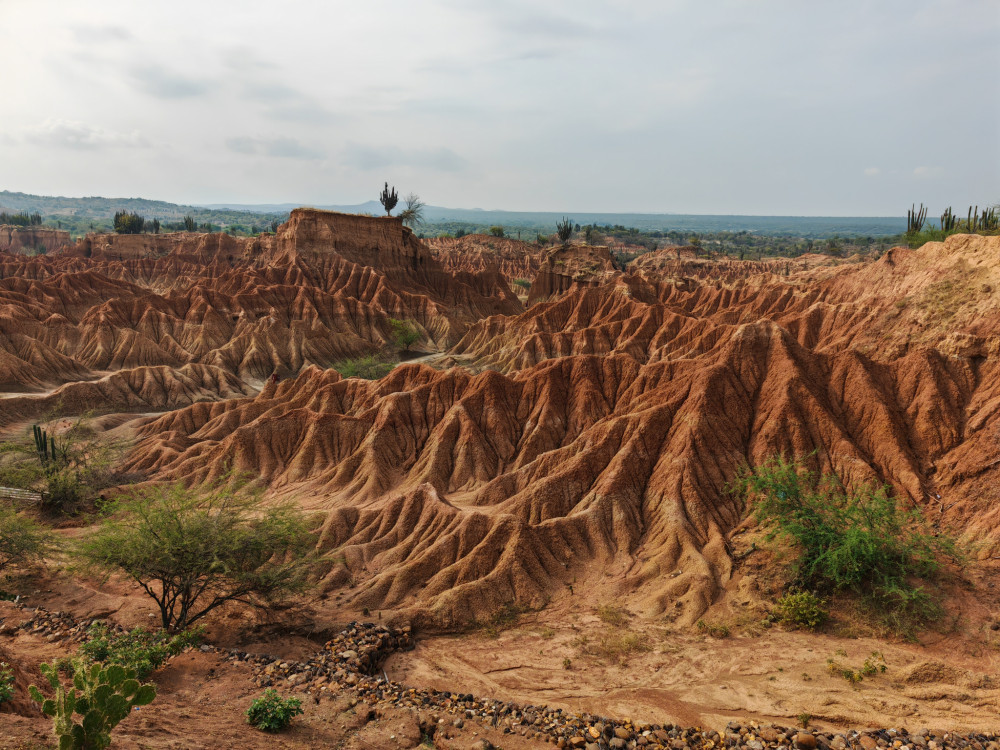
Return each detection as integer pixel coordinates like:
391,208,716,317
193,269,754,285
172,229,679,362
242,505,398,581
31,425,63,470
378,182,398,217
907,203,927,233
967,206,981,233
940,207,958,232
29,660,156,750
33,425,50,466
983,207,998,231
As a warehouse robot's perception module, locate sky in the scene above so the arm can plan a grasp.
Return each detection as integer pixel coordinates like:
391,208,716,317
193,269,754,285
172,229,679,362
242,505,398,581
1,0,997,216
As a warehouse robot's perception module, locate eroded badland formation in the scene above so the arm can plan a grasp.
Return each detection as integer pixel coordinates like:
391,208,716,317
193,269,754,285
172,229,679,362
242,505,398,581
2,210,1000,748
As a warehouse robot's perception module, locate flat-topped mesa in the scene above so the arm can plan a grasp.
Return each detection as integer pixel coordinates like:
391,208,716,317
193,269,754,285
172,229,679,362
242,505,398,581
69,230,265,262
270,208,522,318
272,208,428,268
0,225,71,254
526,242,619,305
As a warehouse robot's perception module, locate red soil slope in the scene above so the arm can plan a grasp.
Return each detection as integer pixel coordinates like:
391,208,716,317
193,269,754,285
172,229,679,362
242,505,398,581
427,234,543,282
526,243,619,306
0,210,521,400
122,234,1000,628
0,225,71,254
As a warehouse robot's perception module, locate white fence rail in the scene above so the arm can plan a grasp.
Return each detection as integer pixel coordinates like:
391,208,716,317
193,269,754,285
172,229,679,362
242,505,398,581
0,486,43,504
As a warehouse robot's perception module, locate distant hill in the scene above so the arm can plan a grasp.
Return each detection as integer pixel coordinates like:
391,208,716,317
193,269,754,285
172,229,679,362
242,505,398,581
0,191,289,238
1,190,907,238
201,201,906,238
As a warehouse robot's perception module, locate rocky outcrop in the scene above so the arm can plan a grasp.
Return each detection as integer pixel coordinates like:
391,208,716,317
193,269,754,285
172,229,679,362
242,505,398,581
0,210,521,392
428,234,543,282
0,364,251,429
0,225,70,254
9,227,1000,630
119,235,1000,628
526,243,618,306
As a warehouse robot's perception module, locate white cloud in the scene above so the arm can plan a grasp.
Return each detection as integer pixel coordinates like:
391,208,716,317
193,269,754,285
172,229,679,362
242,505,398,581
341,144,466,173
226,136,324,160
25,120,149,150
129,65,210,99
0,0,996,213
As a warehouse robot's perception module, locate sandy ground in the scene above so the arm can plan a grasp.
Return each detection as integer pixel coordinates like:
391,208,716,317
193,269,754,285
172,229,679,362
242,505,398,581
386,608,1000,734
0,631,533,750
3,533,1000,747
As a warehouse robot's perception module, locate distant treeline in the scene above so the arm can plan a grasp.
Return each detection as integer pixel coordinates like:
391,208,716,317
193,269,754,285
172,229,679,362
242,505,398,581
0,191,289,239
108,210,282,237
0,211,43,227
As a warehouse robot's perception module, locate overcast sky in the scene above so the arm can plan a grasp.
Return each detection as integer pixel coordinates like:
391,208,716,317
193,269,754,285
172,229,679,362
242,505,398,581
1,0,997,215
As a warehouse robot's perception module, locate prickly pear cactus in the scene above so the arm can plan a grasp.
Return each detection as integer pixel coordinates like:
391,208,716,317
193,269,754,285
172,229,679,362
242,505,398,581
29,659,156,750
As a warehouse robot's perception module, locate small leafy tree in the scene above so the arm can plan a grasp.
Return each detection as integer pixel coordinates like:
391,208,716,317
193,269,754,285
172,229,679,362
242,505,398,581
182,215,196,232
584,226,604,245
388,318,420,352
74,480,315,631
29,659,156,750
488,225,505,237
0,503,52,573
246,689,303,732
556,217,573,243
151,219,160,235
398,193,425,228
112,211,145,235
379,182,399,216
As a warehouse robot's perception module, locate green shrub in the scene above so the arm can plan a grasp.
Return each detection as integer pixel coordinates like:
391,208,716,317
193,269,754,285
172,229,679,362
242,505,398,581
29,659,156,749
334,354,395,380
773,591,828,630
78,623,203,680
0,420,123,515
0,503,52,573
732,456,957,629
488,225,505,237
0,661,13,703
246,689,303,732
512,278,531,289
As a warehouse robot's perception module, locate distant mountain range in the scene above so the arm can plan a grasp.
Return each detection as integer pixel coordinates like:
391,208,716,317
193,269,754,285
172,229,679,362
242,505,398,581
1,190,907,238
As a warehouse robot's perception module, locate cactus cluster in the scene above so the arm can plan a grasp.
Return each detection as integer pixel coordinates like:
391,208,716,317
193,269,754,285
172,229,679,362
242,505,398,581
32,424,61,468
29,660,156,750
907,203,927,233
968,205,999,233
940,207,958,232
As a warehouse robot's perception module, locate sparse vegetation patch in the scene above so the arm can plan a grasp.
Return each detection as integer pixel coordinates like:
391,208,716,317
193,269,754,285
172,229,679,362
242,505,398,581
733,456,958,632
